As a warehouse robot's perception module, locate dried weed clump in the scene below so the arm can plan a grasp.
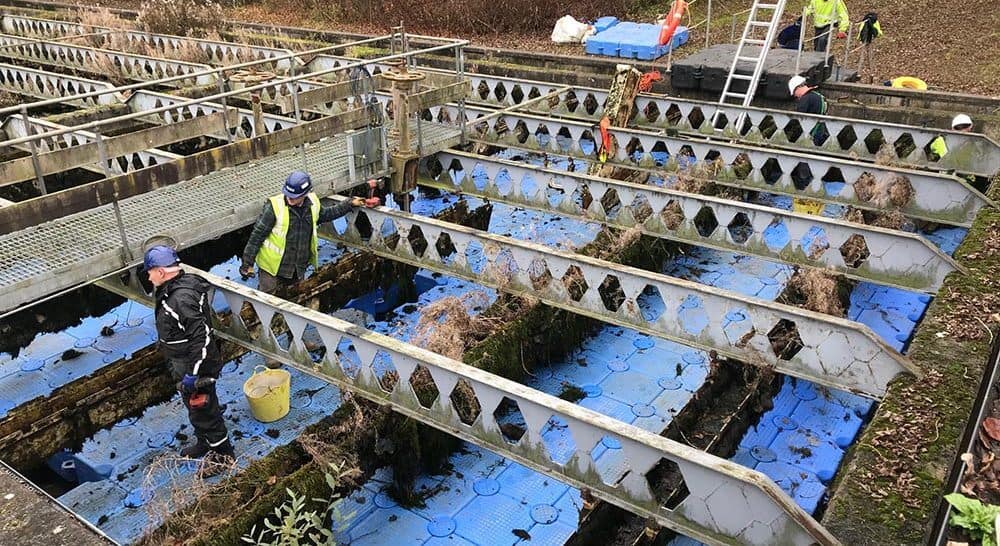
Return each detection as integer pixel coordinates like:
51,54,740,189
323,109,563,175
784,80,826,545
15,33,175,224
412,291,497,361
137,0,226,37
853,172,915,208
783,268,846,317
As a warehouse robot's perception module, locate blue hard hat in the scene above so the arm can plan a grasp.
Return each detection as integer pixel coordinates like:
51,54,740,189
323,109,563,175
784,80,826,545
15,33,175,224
283,170,313,198
143,245,179,271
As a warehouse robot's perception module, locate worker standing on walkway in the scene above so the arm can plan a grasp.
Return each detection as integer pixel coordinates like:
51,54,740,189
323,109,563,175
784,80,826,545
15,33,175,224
804,0,849,52
144,245,234,468
928,114,974,161
240,170,366,294
789,75,830,145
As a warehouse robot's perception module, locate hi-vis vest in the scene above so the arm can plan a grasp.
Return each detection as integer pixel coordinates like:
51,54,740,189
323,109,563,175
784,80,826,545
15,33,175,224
255,193,320,276
806,0,849,31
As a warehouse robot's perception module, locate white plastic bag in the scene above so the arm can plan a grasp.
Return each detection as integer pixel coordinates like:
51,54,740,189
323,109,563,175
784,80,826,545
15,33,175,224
551,15,593,43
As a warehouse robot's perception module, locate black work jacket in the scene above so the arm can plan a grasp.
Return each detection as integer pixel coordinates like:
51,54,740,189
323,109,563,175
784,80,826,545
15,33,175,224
154,271,222,380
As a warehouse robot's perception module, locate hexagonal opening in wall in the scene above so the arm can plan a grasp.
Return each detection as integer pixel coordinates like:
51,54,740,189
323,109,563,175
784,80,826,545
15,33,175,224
407,225,429,257
758,115,778,139
839,234,870,268
372,350,400,393
563,90,579,112
561,265,589,301
731,152,754,180
598,275,627,312
513,120,530,144
693,206,719,237
583,93,600,115
434,232,457,263
476,80,490,100
761,158,783,185
643,101,661,124
863,129,885,155
494,397,527,444
687,107,706,130
646,457,689,508
791,162,814,191
767,319,804,360
894,132,916,159
539,414,576,466
451,379,482,426
639,284,666,322
493,82,507,103
836,126,858,150
600,188,623,219
660,200,686,231
510,84,525,104
527,258,553,291
378,218,400,250
664,103,683,126
629,194,654,223
727,212,753,244
353,211,373,240
409,365,440,409
783,119,804,142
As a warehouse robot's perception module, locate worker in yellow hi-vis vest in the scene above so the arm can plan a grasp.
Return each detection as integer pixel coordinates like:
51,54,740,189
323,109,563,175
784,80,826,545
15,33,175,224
928,114,974,161
241,170,367,294
805,0,849,52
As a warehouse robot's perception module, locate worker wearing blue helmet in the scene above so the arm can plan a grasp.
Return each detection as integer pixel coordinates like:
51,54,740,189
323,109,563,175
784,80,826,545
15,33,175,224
144,245,233,469
241,170,366,294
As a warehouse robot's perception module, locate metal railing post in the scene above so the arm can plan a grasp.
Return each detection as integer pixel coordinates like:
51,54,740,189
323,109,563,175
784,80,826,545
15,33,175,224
838,22,853,81
705,0,712,48
216,76,233,142
795,9,808,75
288,61,308,170
456,44,467,145
346,129,357,187
94,132,112,177
823,25,833,69
20,106,47,195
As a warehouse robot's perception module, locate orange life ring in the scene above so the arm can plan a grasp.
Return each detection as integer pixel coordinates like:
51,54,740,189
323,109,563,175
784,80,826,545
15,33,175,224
659,0,688,46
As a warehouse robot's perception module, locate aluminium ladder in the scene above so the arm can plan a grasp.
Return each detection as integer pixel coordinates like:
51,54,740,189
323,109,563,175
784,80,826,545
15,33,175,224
712,0,788,130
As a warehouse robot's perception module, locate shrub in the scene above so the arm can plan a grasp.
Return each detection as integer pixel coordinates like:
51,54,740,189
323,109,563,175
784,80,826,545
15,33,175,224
136,0,226,37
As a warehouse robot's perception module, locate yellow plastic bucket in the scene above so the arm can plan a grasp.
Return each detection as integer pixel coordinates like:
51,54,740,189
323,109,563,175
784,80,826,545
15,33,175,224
891,76,928,90
792,198,824,216
243,365,291,423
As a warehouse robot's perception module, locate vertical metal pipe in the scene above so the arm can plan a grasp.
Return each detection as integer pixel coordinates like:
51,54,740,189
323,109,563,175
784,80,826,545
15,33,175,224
823,25,833,69
841,21,854,79
289,63,307,170
111,193,133,263
705,0,712,48
730,14,737,42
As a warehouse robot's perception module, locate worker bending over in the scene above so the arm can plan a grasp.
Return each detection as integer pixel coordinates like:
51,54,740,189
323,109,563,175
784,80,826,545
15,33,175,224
805,0,849,52
789,75,830,146
144,245,233,467
241,170,366,294
929,114,974,161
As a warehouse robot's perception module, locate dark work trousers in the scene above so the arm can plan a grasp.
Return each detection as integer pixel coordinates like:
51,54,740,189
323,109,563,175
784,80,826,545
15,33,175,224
181,381,228,447
258,270,299,295
813,24,831,52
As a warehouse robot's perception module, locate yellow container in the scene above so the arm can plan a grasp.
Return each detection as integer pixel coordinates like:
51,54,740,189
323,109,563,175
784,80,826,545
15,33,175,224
792,198,824,216
243,365,291,423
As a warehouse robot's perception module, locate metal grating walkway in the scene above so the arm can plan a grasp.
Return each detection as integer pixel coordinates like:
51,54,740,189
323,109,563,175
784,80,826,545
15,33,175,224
0,122,460,313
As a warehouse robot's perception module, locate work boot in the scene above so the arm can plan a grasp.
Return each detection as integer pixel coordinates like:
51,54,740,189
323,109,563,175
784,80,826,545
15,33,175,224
179,439,210,459
265,358,282,369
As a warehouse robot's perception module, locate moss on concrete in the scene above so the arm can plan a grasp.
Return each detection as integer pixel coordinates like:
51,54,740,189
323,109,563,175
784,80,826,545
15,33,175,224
822,179,1000,544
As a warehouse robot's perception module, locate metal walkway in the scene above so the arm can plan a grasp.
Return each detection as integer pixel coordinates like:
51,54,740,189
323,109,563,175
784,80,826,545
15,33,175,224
436,104,990,226
98,266,840,546
423,150,960,292
318,200,915,398
0,121,459,313
2,114,180,176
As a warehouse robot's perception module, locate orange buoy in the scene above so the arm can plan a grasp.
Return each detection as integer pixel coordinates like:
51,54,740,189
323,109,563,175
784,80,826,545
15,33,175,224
658,0,688,46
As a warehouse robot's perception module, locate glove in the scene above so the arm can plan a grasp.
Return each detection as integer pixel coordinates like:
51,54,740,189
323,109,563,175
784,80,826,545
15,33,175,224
239,263,255,279
349,196,365,207
179,373,198,394
836,31,847,39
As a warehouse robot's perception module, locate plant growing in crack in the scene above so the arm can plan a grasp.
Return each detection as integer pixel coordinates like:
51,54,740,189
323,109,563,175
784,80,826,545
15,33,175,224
241,461,356,545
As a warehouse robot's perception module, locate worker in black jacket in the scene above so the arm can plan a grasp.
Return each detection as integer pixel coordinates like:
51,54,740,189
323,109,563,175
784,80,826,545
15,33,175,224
145,245,233,466
789,75,830,146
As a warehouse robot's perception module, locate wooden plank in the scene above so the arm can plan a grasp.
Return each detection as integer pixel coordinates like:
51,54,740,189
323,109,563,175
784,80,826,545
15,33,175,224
0,111,236,187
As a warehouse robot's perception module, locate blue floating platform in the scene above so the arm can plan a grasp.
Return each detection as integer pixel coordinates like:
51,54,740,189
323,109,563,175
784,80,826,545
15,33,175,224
586,23,689,61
